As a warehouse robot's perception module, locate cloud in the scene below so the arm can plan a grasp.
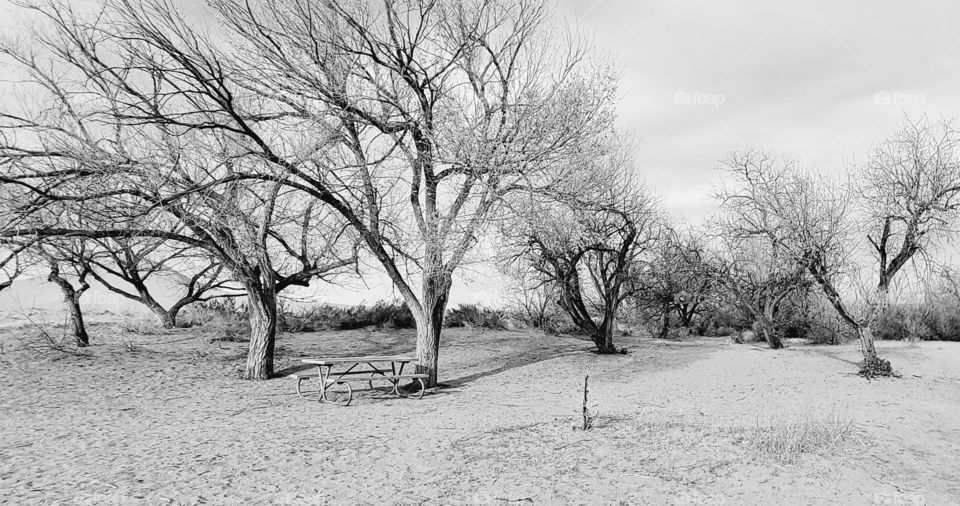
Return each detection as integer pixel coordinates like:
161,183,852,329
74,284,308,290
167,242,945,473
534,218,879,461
558,0,960,222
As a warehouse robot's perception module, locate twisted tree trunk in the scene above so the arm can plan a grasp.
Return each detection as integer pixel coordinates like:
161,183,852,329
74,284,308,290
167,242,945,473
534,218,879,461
48,264,89,347
141,295,176,328
809,265,892,375
757,301,784,349
659,300,671,339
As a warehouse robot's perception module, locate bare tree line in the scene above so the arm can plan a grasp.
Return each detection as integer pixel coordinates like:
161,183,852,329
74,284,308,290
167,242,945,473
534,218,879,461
0,0,616,383
1,0,958,383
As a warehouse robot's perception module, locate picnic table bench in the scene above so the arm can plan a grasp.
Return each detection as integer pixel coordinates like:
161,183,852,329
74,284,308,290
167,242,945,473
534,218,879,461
294,354,428,406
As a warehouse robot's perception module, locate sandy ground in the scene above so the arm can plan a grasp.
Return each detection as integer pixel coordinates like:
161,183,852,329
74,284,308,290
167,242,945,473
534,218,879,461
1,315,958,505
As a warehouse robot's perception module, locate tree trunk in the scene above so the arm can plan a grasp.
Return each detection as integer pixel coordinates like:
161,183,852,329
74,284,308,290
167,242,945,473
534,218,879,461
414,308,444,387
64,292,89,347
857,324,878,361
759,308,783,349
593,328,618,353
593,303,618,353
48,266,89,347
759,321,783,349
808,266,891,375
857,287,894,376
168,300,194,329
659,300,670,339
243,287,278,380
856,323,893,376
678,305,694,328
143,298,176,328
414,270,451,388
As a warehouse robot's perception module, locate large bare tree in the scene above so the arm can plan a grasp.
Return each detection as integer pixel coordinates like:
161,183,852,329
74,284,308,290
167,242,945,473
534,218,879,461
0,7,357,378
516,149,658,353
215,0,619,384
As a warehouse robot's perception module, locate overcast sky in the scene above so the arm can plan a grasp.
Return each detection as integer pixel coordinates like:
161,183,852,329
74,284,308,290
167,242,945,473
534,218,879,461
555,0,960,222
4,0,959,302
4,0,958,222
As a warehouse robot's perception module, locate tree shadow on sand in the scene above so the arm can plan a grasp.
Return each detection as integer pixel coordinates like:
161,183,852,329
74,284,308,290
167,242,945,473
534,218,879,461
440,331,718,388
441,348,590,388
789,343,862,367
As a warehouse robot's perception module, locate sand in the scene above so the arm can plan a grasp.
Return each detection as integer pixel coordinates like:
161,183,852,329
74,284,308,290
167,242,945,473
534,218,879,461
1,317,957,505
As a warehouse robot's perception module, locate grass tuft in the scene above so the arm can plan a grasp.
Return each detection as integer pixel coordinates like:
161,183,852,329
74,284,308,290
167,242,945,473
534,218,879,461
747,406,858,462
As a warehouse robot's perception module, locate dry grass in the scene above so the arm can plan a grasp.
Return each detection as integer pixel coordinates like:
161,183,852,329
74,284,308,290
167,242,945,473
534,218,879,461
747,406,859,463
15,311,87,357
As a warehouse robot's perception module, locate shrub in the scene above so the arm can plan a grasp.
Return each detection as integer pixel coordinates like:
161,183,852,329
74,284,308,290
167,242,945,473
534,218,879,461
868,300,960,342
181,299,249,340
873,304,935,342
542,314,584,336
181,299,247,327
927,304,960,341
279,300,416,332
340,300,416,330
748,407,858,463
444,303,506,329
713,326,735,337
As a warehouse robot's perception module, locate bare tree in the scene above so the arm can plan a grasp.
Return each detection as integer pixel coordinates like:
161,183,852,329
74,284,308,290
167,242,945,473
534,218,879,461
517,152,658,353
0,0,614,384
501,264,559,330
632,227,720,338
718,116,960,375
87,236,244,328
713,235,809,349
37,239,95,346
0,9,358,378
217,0,618,384
718,149,857,351
849,116,960,371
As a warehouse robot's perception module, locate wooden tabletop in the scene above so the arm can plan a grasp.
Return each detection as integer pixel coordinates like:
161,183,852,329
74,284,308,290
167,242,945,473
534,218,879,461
301,354,417,366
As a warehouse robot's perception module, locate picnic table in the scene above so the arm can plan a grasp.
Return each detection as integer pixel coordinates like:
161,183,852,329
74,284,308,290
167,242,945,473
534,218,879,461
294,354,428,406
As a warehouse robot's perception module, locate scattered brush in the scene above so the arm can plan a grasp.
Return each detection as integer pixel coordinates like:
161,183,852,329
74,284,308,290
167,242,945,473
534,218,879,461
543,316,585,336
17,310,87,356
118,317,161,336
747,406,859,463
341,300,416,330
119,334,138,352
635,403,676,433
181,299,248,326
280,300,416,332
445,303,506,330
182,300,250,341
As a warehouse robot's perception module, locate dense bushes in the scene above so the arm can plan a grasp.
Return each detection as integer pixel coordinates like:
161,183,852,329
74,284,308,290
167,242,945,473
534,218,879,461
188,293,960,343
873,302,960,342
181,299,249,340
444,304,507,329
280,301,416,332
